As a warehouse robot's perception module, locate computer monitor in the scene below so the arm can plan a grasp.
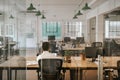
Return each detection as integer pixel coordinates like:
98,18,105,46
64,37,71,43
85,47,97,62
76,37,85,43
48,35,55,41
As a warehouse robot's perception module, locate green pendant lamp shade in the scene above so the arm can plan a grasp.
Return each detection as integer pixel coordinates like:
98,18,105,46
76,10,83,16
0,13,2,15
105,14,109,19
41,14,46,19
36,10,41,16
27,3,36,10
73,15,78,19
9,14,14,19
82,3,91,10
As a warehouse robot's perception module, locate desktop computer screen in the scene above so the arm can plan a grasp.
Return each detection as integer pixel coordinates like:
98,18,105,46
85,47,97,62
48,35,55,41
64,37,71,43
76,37,85,43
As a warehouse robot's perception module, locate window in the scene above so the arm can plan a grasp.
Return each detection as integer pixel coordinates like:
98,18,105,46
105,20,120,38
64,22,82,38
42,22,61,39
0,23,3,35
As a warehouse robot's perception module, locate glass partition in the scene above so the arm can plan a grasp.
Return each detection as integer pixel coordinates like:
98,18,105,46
1,0,120,80
0,0,26,80
103,15,120,80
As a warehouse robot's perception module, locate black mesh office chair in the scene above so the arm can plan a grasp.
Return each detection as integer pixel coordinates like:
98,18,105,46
92,42,102,47
38,59,63,80
92,42,103,56
104,60,120,80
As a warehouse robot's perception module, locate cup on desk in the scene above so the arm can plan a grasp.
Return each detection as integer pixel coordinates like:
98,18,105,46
80,53,86,61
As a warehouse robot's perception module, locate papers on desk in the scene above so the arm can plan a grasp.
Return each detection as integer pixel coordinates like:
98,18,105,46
26,61,38,65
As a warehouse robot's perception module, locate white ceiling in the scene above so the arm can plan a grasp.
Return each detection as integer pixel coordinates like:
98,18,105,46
0,0,108,20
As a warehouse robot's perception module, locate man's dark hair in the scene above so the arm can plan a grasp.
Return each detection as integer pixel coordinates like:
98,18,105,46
42,42,49,51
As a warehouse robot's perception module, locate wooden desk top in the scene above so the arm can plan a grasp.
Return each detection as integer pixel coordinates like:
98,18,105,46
0,56,120,70
62,56,120,69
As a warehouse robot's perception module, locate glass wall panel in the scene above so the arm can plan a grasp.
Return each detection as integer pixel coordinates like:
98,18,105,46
0,0,26,80
104,15,120,80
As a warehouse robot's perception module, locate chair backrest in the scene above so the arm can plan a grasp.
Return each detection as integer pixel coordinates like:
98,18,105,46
92,42,102,47
117,60,120,77
38,59,63,75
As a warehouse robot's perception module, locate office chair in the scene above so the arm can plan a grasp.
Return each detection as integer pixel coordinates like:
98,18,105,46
103,60,120,80
92,42,103,56
92,42,102,47
38,59,63,80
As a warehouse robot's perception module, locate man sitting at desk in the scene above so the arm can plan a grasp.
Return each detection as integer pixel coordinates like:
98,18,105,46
37,42,62,61
36,42,63,80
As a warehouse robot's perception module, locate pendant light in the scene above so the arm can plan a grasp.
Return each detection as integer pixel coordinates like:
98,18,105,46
0,13,2,15
104,14,109,19
36,10,41,16
73,15,78,19
36,3,41,16
27,3,36,10
116,10,120,15
41,14,46,19
9,14,14,19
82,3,91,10
76,10,83,16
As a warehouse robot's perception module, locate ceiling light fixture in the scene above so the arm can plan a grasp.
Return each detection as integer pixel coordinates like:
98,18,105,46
9,14,14,19
82,3,91,10
76,10,83,16
27,3,36,10
36,10,41,16
0,13,2,15
41,14,46,19
73,15,78,19
104,14,109,19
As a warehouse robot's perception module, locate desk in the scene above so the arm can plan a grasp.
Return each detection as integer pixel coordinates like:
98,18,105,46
62,56,120,80
0,56,38,80
0,56,62,80
0,56,120,80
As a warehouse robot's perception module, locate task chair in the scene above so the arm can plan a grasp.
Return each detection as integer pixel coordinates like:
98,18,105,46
104,60,120,80
38,59,63,80
92,42,102,47
92,42,103,56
